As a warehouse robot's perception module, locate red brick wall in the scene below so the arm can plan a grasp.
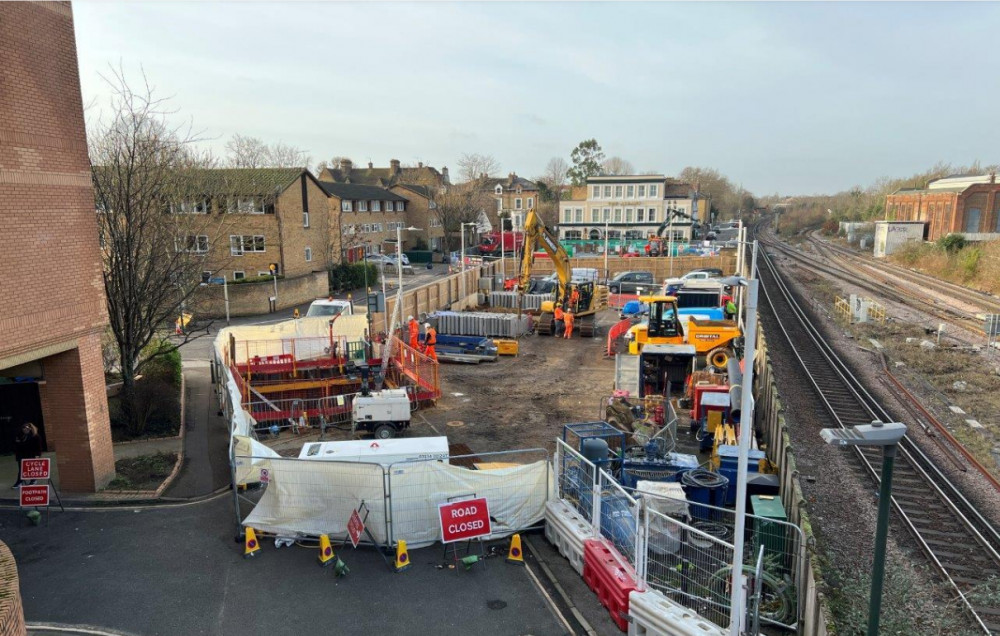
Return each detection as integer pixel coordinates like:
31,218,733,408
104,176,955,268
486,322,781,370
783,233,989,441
0,2,115,491
0,541,26,636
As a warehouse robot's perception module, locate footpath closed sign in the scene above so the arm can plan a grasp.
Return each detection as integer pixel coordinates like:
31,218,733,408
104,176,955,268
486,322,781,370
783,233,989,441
20,485,49,507
438,497,492,543
347,509,365,548
21,458,50,480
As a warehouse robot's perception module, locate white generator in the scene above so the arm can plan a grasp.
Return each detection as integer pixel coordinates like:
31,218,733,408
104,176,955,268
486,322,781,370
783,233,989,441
351,388,412,439
298,436,449,466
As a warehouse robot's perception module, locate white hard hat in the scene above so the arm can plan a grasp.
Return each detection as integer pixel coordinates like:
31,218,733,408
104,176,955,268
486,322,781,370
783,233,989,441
407,315,414,321
424,323,432,329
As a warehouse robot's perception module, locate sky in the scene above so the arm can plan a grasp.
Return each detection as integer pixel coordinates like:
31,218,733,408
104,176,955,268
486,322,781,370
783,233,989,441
73,1,1000,195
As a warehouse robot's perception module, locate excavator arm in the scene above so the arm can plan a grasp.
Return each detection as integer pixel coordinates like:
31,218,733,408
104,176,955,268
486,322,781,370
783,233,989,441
518,209,572,306
654,207,694,238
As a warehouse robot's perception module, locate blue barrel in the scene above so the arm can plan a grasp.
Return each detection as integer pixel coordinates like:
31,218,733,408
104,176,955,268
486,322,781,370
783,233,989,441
600,492,636,548
681,469,730,520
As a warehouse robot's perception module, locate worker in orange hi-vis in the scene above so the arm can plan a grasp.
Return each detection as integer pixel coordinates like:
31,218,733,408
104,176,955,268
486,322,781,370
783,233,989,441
407,315,420,349
553,304,565,337
563,309,575,339
423,322,438,361
569,287,581,313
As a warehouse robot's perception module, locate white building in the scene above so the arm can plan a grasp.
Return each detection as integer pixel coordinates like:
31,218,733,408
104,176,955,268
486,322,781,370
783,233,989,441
558,175,699,244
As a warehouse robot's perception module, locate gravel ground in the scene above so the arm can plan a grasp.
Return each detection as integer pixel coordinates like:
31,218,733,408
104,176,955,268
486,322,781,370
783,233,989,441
760,245,986,634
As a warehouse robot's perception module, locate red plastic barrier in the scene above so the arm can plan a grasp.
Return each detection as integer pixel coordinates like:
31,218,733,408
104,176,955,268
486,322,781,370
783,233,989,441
606,318,633,357
583,538,636,632
607,293,639,309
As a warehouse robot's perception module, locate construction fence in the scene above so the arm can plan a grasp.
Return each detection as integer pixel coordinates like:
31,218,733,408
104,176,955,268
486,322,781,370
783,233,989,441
523,254,738,282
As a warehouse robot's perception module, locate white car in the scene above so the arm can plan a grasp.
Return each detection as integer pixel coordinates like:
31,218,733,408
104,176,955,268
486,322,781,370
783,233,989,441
306,298,359,317
366,253,410,266
662,270,717,289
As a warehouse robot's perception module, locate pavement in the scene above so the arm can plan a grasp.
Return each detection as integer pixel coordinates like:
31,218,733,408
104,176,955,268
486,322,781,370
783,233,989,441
1,496,570,636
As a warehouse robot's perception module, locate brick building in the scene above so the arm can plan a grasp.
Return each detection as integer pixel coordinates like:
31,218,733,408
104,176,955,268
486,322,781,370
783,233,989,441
0,2,115,491
391,184,445,251
479,173,539,230
319,182,410,257
886,173,1000,241
319,158,450,190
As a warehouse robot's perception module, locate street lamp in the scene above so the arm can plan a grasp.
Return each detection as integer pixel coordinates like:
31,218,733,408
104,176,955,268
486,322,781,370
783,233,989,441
716,250,759,636
821,421,907,636
459,221,478,303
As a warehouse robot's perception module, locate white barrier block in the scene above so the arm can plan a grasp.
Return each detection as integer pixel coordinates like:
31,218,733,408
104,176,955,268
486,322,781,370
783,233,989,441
628,589,726,636
545,499,592,575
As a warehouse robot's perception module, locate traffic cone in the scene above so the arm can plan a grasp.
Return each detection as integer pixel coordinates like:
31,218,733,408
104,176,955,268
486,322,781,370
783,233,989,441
244,528,261,558
394,540,411,572
318,534,335,567
506,533,524,565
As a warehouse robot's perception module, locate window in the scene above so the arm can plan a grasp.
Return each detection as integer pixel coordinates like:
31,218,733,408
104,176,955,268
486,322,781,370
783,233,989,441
637,209,645,223
372,200,381,212
608,230,621,240
603,207,611,222
227,197,266,214
514,213,523,229
495,185,503,195
230,235,265,255
626,185,634,198
395,201,404,211
625,208,634,223
496,199,503,212
564,230,583,240
341,200,353,212
233,271,245,281
527,197,534,209
625,230,643,240
359,200,369,212
638,185,646,198
614,208,623,222
592,185,600,199
563,209,573,223
575,208,583,223
374,223,383,232
515,198,522,210
305,247,313,262
591,208,599,223
648,208,657,223
614,185,623,198
171,199,210,215
176,235,209,253
604,186,612,198
303,210,310,227
430,217,442,227
257,271,271,277
649,184,658,198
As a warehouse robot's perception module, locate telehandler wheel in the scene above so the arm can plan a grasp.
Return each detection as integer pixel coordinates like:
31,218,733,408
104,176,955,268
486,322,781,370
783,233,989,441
374,424,396,440
708,347,733,371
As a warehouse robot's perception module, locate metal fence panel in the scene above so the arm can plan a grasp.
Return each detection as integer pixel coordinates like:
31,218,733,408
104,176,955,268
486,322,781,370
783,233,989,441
554,439,597,525
598,468,639,568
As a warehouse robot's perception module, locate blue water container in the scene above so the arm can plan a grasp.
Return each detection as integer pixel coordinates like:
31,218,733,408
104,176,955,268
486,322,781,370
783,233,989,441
716,445,767,507
681,469,729,520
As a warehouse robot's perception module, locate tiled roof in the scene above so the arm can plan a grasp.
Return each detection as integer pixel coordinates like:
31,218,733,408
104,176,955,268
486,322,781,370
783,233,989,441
95,167,310,196
318,181,408,201
393,183,434,199
322,164,445,188
479,175,539,191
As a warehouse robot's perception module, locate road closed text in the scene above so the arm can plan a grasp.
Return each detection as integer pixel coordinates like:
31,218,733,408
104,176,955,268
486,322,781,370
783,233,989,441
438,498,492,543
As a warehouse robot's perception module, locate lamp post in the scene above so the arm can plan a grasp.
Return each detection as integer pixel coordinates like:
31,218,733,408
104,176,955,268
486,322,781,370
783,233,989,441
459,221,477,303
821,421,907,636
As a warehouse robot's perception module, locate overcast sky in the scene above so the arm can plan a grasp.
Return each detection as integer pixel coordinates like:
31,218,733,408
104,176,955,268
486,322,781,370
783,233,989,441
73,2,999,195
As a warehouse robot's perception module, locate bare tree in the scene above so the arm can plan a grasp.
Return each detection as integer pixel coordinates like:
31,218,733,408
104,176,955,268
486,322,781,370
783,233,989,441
457,153,501,183
542,157,569,191
602,156,635,176
226,134,309,169
434,187,492,253
90,70,226,431
316,156,353,176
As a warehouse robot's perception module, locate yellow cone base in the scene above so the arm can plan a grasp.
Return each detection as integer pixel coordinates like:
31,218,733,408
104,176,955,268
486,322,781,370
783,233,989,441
507,533,524,565
394,540,411,572
244,528,261,559
318,534,336,567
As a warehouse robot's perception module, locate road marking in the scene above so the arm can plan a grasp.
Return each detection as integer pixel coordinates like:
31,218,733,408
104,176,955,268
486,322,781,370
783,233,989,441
415,412,442,436
523,552,579,635
524,535,597,636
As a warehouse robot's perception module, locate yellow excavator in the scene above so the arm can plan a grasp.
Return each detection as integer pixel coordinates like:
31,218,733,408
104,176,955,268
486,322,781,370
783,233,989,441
628,295,742,369
518,209,608,337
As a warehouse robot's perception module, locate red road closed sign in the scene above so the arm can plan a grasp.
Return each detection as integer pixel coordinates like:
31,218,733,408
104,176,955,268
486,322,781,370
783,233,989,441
21,458,50,480
347,509,365,548
20,485,49,508
438,497,492,543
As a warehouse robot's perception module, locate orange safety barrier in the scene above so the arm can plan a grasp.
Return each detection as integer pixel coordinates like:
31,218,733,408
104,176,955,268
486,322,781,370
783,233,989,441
607,294,639,309
386,336,441,400
606,318,633,357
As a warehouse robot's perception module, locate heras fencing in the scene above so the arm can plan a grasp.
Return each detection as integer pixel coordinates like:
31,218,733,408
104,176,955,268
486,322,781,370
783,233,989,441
231,443,551,550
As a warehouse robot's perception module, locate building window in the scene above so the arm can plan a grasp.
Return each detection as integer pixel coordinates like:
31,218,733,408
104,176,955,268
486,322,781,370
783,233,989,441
965,208,982,233
305,247,313,262
224,197,267,215
575,208,583,223
591,209,599,223
564,230,582,240
257,271,271,277
359,200,369,212
603,208,610,222
374,223,383,232
614,208,623,222
176,235,209,253
625,230,643,240
592,185,600,199
372,200,381,212
515,198,522,210
563,209,572,223
341,200,353,212
303,210,310,227
171,199,211,215
514,213,523,229
649,184,658,198
608,230,621,240
396,201,404,211
527,197,534,209
614,185,623,198
230,235,265,255
604,186,612,198
626,185,634,198
648,208,657,223
233,271,245,281
637,209,645,223
625,208,634,223
638,185,646,198
495,185,503,195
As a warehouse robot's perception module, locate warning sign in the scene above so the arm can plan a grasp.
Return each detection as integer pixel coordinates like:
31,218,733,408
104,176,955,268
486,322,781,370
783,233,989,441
259,468,270,484
347,509,365,548
438,497,492,543
20,485,49,508
21,458,50,480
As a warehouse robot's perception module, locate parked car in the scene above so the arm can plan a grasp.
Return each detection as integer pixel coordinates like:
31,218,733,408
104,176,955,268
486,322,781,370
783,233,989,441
662,269,720,290
607,271,655,294
688,267,723,278
366,253,409,266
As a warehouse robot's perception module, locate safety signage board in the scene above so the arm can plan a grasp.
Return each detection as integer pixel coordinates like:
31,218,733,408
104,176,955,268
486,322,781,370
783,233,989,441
20,458,50,480
20,485,49,507
347,509,365,548
438,497,492,543
259,468,270,484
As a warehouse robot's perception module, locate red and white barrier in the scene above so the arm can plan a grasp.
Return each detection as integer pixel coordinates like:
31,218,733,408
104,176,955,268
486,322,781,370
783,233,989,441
583,538,637,632
544,499,592,575
608,293,640,309
628,588,727,636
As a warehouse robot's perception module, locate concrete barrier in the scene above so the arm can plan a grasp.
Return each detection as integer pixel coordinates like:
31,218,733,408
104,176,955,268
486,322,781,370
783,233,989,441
544,499,592,575
627,589,726,636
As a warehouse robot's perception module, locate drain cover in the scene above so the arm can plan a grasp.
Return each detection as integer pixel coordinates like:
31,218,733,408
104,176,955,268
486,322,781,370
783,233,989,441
446,420,465,427
487,600,507,610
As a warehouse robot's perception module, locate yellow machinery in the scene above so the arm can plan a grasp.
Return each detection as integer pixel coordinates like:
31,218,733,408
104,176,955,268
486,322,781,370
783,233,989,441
628,295,741,369
518,209,608,337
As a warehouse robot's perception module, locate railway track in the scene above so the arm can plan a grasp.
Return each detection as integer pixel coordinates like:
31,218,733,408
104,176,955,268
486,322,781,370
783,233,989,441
753,226,1000,633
